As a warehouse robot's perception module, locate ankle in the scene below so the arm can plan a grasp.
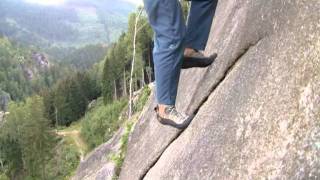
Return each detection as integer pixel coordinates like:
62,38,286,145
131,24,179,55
158,104,166,115
184,47,195,56
158,104,172,115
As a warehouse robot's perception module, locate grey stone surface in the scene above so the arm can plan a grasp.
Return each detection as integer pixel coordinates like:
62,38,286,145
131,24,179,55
119,69,206,180
72,85,155,180
120,0,320,179
72,126,122,180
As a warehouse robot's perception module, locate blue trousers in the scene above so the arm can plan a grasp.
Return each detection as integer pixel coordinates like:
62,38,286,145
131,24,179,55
144,0,218,105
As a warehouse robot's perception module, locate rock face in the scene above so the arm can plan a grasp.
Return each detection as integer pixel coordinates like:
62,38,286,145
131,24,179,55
32,52,50,69
72,86,154,180
72,126,123,180
120,0,320,179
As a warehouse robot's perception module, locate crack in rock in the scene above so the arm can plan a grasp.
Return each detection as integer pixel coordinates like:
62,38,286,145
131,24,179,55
139,37,264,180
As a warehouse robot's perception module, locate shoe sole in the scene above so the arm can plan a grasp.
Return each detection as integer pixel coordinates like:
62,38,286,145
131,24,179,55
182,53,217,69
156,114,193,129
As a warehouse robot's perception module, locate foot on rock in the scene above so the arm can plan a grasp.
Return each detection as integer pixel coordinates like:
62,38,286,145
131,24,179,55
154,105,192,129
182,49,217,69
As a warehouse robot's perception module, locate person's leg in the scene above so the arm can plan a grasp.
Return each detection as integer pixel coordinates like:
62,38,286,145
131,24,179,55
185,0,218,51
144,0,186,106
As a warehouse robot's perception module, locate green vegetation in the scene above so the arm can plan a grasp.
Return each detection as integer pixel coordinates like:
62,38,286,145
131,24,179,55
181,1,190,20
45,136,80,180
56,121,88,159
0,0,134,48
102,12,153,104
0,96,81,180
80,85,151,151
46,44,107,70
110,122,134,180
0,37,70,101
0,3,155,179
0,96,56,179
134,85,151,112
0,173,9,180
109,85,151,179
43,71,101,126
81,98,128,150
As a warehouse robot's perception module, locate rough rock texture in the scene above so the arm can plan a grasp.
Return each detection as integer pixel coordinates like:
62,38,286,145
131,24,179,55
72,85,154,180
72,126,123,180
120,0,320,179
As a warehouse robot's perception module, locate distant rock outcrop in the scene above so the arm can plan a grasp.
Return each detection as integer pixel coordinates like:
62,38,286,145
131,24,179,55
32,52,50,69
119,0,320,179
0,90,10,112
20,52,51,81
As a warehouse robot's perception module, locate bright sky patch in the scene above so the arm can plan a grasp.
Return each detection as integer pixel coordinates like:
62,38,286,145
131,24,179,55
24,0,66,6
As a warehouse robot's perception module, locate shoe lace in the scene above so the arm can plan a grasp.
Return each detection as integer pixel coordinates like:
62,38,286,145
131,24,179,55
167,106,185,119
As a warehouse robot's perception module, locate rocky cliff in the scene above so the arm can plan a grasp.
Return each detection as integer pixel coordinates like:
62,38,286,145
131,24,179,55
72,125,124,180
119,0,320,179
72,86,154,180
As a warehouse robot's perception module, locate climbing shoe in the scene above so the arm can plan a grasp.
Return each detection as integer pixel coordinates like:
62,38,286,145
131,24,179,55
182,49,217,69
154,105,192,129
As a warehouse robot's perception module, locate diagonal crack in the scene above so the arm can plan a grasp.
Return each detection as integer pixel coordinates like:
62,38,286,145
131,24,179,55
139,125,187,180
192,37,263,116
139,37,264,180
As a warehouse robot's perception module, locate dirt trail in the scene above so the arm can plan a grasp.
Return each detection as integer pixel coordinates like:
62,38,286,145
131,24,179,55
56,130,87,161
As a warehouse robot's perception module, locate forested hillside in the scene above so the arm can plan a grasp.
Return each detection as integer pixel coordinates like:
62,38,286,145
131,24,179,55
0,0,135,48
0,37,70,102
0,96,80,180
0,0,157,177
0,36,104,178
0,1,194,178
45,44,107,70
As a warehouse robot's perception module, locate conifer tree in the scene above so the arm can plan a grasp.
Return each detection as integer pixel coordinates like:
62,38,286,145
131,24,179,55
0,96,56,179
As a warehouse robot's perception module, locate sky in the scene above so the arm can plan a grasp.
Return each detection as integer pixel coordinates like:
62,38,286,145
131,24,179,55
124,0,143,5
24,0,143,6
24,0,66,6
